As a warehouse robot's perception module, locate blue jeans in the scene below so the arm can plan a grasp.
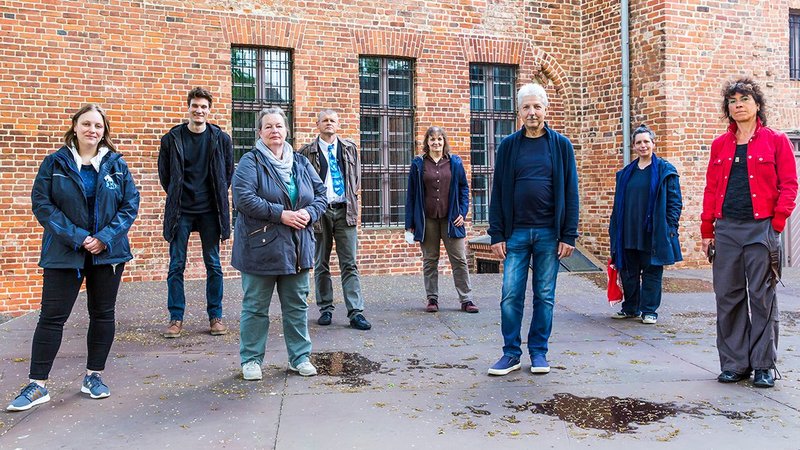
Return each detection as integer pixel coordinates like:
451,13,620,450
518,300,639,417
167,212,223,321
500,227,559,359
619,249,663,318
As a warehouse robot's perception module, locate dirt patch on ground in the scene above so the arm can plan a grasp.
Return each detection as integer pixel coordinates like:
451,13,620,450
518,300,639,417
578,273,714,293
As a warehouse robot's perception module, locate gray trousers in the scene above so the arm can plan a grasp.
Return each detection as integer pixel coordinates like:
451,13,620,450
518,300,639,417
713,218,780,372
314,206,364,318
420,217,472,303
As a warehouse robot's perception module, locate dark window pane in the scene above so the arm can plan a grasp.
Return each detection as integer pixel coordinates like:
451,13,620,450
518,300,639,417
360,116,381,165
471,119,488,166
792,14,800,80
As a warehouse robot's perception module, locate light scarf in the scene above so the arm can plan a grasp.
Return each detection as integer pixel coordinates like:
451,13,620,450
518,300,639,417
256,139,294,185
70,145,110,172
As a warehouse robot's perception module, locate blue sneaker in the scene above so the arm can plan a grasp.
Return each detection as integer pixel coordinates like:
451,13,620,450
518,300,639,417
488,355,521,376
7,382,50,411
81,373,110,399
531,354,550,374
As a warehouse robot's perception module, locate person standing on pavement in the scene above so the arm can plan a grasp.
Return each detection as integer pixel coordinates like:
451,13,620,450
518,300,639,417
232,108,327,380
158,87,234,338
487,83,580,376
701,77,797,388
405,126,477,314
7,104,139,411
609,124,683,325
297,110,371,330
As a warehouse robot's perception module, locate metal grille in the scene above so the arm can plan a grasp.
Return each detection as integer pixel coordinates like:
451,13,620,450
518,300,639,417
231,46,294,161
469,64,517,222
792,14,800,80
359,57,415,227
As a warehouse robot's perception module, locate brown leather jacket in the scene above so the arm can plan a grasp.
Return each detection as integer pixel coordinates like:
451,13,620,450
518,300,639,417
297,136,360,231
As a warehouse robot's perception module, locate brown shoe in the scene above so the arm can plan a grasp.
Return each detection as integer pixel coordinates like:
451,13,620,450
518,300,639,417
209,317,228,336
163,320,182,338
426,299,439,313
460,301,479,313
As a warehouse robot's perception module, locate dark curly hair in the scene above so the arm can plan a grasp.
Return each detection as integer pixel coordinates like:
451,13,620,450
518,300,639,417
721,77,767,125
187,86,213,107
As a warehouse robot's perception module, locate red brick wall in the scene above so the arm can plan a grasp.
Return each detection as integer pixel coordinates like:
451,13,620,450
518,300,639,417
2,0,798,314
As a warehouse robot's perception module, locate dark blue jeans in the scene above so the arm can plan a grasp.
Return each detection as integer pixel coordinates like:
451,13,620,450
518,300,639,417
167,212,223,321
500,227,559,359
619,249,663,318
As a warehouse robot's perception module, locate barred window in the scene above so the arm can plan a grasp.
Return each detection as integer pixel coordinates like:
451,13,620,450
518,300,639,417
359,57,414,227
231,46,293,162
469,64,517,222
792,13,800,80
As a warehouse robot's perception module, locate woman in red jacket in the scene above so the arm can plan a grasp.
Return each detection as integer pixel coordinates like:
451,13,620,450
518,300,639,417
701,78,797,388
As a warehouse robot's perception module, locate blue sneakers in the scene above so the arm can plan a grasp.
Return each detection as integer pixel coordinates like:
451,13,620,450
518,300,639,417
7,382,50,411
531,354,550,374
488,355,521,376
81,373,110,399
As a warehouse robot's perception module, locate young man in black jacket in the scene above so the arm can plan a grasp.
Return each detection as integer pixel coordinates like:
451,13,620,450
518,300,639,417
158,87,233,338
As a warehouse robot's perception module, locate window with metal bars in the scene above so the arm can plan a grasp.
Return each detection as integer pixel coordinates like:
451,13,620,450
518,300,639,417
469,64,517,223
231,46,294,162
791,13,800,80
358,57,415,227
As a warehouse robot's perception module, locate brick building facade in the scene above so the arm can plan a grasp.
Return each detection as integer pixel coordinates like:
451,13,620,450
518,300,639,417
1,0,799,314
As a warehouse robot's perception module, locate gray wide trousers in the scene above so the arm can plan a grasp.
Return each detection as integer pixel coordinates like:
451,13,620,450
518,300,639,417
712,218,780,373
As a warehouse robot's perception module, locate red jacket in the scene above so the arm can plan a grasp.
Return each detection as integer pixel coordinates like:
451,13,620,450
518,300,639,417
701,119,798,238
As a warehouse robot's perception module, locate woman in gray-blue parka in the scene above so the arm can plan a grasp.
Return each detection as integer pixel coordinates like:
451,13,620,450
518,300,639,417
7,104,139,412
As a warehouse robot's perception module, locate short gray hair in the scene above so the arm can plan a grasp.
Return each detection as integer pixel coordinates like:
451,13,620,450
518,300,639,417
257,107,289,130
516,83,549,108
631,124,656,144
316,109,338,122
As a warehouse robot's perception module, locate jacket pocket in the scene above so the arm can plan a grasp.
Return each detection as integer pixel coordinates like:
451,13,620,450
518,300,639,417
248,224,278,249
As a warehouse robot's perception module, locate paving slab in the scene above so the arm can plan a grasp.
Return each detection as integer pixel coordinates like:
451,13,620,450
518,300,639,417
1,268,799,449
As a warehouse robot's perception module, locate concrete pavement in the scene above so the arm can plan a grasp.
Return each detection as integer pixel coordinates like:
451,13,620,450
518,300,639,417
1,268,799,449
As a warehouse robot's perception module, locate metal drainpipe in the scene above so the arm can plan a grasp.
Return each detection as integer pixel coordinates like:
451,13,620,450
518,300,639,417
621,0,631,165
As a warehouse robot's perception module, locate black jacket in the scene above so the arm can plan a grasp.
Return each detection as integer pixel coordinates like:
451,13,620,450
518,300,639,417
32,146,140,268
158,123,233,242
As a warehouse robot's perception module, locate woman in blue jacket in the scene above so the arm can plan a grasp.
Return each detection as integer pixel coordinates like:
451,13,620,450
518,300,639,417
232,108,327,381
609,124,682,325
405,126,477,314
7,104,139,411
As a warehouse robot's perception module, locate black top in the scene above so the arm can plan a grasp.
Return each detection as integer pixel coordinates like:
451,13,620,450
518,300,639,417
622,165,652,251
512,135,554,228
180,126,215,214
722,144,754,221
422,154,451,219
80,164,98,232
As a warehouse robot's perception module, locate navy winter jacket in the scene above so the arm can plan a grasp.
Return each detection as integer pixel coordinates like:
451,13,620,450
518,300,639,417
231,148,327,276
158,123,233,242
404,154,469,242
488,125,580,246
31,146,140,268
609,155,683,269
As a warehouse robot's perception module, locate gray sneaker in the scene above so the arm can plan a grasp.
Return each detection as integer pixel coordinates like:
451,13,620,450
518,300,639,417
242,361,263,381
289,360,318,377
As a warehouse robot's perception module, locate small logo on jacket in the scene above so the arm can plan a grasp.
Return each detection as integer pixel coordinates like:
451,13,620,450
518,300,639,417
104,175,118,190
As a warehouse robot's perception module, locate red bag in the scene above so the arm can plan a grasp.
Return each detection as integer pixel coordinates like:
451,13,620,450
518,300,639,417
607,258,623,305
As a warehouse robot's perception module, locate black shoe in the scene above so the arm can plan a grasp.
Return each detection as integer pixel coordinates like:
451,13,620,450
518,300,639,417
349,314,372,330
753,369,775,388
317,311,332,326
717,370,750,383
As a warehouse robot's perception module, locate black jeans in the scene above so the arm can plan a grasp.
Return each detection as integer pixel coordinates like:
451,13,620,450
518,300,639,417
29,256,125,380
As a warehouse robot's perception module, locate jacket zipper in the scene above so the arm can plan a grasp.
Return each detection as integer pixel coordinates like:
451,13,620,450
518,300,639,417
257,153,302,273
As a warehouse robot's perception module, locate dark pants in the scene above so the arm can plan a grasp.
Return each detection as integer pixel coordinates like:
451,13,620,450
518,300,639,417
314,205,364,318
619,249,664,318
167,212,223,321
29,256,125,380
713,218,779,372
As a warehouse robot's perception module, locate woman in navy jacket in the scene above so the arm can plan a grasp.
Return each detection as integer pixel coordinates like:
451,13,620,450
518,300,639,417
609,124,682,325
405,126,477,313
7,104,139,412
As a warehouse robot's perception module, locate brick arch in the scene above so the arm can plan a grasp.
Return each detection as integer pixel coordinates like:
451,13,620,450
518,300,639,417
458,36,578,120
221,17,305,49
350,30,426,58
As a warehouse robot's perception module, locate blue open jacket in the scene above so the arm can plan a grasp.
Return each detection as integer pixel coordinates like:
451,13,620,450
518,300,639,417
609,154,683,269
31,146,140,269
488,125,580,246
404,154,469,242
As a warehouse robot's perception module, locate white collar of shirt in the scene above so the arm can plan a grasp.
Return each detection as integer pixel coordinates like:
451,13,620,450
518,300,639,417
318,137,345,203
70,145,109,172
319,137,337,157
